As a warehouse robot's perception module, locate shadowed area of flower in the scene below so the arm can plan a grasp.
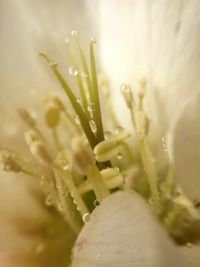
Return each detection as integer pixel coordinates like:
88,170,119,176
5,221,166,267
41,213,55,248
0,174,76,267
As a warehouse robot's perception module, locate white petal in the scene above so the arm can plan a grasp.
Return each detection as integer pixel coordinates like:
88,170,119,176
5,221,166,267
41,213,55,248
0,0,95,92
178,245,200,267
171,93,200,199
71,191,185,267
97,0,200,133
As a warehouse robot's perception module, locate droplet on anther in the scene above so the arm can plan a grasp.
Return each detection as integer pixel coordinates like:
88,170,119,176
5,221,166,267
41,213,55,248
81,71,88,78
91,37,97,44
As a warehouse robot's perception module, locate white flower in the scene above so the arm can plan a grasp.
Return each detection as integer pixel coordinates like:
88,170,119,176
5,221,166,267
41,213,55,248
1,1,200,267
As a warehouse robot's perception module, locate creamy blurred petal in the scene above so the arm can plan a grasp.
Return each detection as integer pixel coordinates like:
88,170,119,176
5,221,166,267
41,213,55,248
171,93,200,199
179,244,200,267
71,191,185,267
97,0,200,135
0,173,76,267
0,0,96,96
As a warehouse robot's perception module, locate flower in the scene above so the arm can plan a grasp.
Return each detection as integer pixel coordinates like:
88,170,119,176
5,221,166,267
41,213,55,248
1,1,200,267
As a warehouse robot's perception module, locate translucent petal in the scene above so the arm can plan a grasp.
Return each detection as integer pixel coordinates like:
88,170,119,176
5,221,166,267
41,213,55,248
172,93,200,198
97,0,200,133
71,191,185,267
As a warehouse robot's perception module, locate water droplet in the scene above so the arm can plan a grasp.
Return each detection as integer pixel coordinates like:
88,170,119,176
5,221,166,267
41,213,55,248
96,253,101,259
114,167,120,172
35,243,45,254
49,62,57,68
116,153,123,160
104,131,112,139
91,37,97,44
82,213,90,223
58,202,65,212
162,137,168,152
74,115,81,125
187,243,193,248
45,194,54,206
57,184,62,190
62,192,68,198
76,206,81,211
87,105,93,112
69,66,78,76
64,37,69,45
40,176,47,185
89,119,97,133
148,198,154,205
94,199,100,207
120,83,128,93
115,126,124,134
81,71,88,78
71,30,78,37
76,98,82,105
62,164,69,171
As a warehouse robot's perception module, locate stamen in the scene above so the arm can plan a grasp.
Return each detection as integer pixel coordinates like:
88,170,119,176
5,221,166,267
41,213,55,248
40,52,96,149
94,131,130,162
25,130,52,166
0,150,22,173
18,108,36,128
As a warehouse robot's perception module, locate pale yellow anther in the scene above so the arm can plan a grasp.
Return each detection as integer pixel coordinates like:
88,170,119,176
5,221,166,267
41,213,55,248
30,141,52,166
45,102,60,128
174,194,200,220
50,94,66,112
120,83,134,109
18,108,36,128
100,167,123,188
0,150,22,173
24,129,40,146
72,138,95,174
54,150,70,171
136,111,149,139
94,132,130,162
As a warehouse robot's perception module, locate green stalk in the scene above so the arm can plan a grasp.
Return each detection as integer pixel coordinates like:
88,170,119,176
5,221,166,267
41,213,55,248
40,53,97,149
90,41,104,142
87,164,110,202
67,43,89,118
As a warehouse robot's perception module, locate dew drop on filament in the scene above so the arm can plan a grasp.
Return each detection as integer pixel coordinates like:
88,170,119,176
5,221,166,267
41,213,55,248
45,194,54,206
69,66,78,76
81,71,88,78
74,115,81,125
71,30,78,37
82,213,90,223
116,153,123,160
115,126,124,134
91,37,97,44
35,243,45,255
89,119,97,133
